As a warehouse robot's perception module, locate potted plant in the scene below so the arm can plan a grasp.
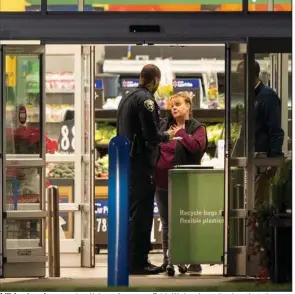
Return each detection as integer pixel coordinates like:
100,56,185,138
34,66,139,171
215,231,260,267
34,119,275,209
247,160,292,282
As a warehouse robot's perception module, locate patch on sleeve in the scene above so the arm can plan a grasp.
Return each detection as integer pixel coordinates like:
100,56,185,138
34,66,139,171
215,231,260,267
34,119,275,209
144,99,155,112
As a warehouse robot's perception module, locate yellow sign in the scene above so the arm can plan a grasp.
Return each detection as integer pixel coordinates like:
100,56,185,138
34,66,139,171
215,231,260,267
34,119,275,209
6,55,17,87
0,0,28,11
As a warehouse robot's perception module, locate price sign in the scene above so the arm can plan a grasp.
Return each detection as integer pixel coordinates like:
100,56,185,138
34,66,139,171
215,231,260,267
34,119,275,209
95,217,108,245
95,199,108,245
58,119,75,153
97,218,108,233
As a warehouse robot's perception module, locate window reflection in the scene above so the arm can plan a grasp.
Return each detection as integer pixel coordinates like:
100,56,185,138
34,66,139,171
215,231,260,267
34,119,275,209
0,0,291,11
248,0,291,11
5,54,42,156
0,0,40,11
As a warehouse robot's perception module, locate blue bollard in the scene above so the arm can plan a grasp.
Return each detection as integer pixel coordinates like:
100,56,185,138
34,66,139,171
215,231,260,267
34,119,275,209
108,135,130,287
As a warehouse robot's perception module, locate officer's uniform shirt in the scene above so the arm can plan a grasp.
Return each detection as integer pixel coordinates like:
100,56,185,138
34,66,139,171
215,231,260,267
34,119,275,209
117,86,169,168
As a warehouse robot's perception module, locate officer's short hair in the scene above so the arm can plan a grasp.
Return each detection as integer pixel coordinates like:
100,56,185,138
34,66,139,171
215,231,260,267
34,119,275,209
140,64,161,85
237,60,260,79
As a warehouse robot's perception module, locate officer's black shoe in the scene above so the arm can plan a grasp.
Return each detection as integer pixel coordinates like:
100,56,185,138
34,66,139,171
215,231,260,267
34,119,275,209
145,259,158,268
160,262,168,273
187,264,202,273
129,264,162,275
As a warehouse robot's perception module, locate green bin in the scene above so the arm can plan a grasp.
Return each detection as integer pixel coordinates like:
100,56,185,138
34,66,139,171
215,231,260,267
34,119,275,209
169,168,224,265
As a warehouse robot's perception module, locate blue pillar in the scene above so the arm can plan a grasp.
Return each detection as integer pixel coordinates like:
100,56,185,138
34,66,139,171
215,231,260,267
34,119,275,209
108,135,130,287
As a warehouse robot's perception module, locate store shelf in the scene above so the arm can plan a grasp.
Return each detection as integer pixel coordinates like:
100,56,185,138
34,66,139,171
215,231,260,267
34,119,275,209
46,89,75,94
46,154,75,162
190,109,225,122
45,121,63,123
95,109,117,122
95,179,108,186
95,108,227,123
49,178,74,186
103,59,292,74
96,143,109,149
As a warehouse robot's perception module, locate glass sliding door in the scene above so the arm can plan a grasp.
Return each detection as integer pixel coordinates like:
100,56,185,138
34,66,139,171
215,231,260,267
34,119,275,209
1,45,47,277
246,38,291,277
224,43,248,276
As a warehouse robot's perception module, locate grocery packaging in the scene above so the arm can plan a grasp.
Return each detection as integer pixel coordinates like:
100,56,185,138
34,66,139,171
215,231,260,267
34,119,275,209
154,58,174,110
202,59,219,109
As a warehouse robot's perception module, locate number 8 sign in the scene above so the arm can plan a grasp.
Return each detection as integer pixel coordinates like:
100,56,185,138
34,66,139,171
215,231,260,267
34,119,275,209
58,120,75,153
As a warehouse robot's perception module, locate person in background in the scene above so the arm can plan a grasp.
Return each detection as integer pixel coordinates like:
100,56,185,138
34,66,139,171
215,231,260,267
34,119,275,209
237,60,284,157
117,64,173,275
155,92,208,273
237,61,284,205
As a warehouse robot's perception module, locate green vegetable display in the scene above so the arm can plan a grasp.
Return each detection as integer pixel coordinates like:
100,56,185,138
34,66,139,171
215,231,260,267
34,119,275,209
95,154,109,178
47,163,74,179
95,123,116,144
206,123,241,146
207,123,224,145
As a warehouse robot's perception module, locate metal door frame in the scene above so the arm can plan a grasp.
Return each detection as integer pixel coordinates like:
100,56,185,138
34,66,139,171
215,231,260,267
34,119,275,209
45,45,83,254
246,37,291,276
224,42,248,276
1,43,47,278
81,45,96,268
246,36,291,211
224,37,291,277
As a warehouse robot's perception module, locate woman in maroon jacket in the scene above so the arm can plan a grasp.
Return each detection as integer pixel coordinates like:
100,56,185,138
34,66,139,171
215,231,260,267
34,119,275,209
155,92,207,273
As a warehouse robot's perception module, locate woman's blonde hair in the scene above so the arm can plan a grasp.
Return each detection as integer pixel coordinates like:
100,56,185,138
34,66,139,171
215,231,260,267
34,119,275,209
170,91,193,118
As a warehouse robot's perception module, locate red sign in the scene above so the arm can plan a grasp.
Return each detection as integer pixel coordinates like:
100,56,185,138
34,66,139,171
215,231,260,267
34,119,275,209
18,106,27,125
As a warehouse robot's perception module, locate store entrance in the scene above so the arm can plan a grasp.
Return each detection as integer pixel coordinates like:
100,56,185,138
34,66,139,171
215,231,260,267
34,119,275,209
224,40,291,276
0,41,291,278
93,44,227,276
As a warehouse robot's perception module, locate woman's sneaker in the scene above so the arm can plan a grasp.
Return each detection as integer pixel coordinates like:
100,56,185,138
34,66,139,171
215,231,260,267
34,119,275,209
187,264,202,273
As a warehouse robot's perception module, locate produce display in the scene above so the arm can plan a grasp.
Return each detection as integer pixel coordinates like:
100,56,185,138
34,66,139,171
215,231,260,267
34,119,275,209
206,123,241,146
230,123,242,143
95,155,109,178
95,123,116,145
207,123,224,145
155,85,174,110
102,97,122,110
47,163,74,179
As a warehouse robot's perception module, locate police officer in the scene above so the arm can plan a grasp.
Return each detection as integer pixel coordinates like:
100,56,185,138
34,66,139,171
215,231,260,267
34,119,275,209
117,64,173,275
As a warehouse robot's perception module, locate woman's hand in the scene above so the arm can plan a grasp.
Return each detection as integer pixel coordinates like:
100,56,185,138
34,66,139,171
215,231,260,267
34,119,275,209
167,129,176,140
171,124,185,134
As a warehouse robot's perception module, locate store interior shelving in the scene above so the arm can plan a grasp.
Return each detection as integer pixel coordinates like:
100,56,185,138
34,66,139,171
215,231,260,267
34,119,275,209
95,109,227,123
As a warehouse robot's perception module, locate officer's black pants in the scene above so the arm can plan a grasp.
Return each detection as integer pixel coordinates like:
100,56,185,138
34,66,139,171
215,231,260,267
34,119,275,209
129,161,155,268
